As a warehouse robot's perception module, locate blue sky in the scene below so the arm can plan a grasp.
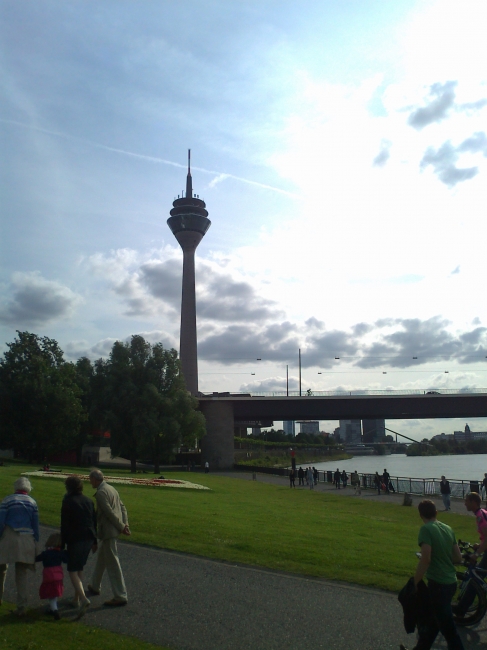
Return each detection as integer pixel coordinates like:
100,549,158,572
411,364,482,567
2,0,487,440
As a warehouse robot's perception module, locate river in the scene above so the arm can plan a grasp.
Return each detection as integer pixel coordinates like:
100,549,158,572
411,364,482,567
313,453,487,481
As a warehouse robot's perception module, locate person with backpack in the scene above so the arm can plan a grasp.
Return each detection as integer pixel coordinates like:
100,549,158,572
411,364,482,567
453,492,487,619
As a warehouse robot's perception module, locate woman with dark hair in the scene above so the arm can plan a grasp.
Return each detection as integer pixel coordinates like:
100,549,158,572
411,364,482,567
61,475,97,618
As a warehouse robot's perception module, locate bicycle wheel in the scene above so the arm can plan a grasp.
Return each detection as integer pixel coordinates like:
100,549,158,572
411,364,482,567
453,571,487,626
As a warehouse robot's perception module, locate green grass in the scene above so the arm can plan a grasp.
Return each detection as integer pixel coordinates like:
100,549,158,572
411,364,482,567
0,462,477,593
0,602,171,650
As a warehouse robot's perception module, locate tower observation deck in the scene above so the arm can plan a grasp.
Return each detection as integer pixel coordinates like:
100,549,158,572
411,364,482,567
167,150,211,395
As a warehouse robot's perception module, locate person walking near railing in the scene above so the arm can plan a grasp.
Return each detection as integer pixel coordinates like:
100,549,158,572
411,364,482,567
374,472,381,495
289,469,295,488
334,468,341,489
306,467,314,490
440,476,451,511
382,469,390,495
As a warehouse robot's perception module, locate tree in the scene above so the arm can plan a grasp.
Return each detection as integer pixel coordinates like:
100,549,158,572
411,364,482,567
72,357,108,464
0,331,83,461
102,335,205,473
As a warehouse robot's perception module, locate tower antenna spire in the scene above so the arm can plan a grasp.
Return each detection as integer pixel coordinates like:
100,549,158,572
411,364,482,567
185,148,192,198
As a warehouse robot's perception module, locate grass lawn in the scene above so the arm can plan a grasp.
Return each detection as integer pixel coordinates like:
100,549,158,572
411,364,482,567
0,602,171,650
0,461,477,593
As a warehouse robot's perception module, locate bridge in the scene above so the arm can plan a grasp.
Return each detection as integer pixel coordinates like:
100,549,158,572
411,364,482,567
198,390,487,469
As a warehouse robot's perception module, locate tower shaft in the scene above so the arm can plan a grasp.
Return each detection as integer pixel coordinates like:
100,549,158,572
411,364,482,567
167,151,210,395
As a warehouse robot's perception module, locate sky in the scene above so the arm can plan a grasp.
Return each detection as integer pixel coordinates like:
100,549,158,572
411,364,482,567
1,0,487,441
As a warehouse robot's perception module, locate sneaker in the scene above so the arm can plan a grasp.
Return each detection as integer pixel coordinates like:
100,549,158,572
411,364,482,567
87,584,100,596
103,598,127,607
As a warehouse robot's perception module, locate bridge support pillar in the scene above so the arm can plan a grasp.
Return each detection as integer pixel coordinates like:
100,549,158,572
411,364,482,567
199,400,235,470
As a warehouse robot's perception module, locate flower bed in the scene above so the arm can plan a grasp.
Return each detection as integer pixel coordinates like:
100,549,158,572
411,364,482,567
22,471,210,490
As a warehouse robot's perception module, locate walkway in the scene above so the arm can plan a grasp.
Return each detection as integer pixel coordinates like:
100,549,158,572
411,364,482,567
2,523,486,650
224,469,476,517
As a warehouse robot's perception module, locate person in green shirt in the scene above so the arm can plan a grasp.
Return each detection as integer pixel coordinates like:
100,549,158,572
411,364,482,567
401,499,464,650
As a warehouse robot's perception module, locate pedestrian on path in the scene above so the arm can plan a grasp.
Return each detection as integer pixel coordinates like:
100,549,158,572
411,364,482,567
313,467,318,485
298,467,304,486
35,532,68,620
382,469,390,495
289,469,295,488
88,469,130,607
341,470,348,488
0,477,39,615
439,476,451,511
204,461,209,474
334,469,341,489
400,499,464,650
374,472,381,495
61,474,97,617
351,471,360,495
307,467,314,489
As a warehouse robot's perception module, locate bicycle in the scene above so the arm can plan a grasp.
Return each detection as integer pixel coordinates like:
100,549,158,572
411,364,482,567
451,540,487,626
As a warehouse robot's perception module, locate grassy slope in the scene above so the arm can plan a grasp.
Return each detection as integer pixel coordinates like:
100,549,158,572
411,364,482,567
0,603,170,650
0,462,476,593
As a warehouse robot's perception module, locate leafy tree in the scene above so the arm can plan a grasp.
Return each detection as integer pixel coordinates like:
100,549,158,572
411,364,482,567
0,331,83,461
102,335,205,473
72,357,109,464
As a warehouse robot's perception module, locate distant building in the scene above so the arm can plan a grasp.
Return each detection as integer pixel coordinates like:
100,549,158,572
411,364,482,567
362,419,386,443
340,419,362,444
283,421,296,436
333,427,341,440
431,433,454,442
297,420,320,434
454,423,487,442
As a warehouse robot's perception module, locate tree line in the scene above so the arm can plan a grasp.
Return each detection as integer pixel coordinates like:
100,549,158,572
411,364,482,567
0,331,205,473
406,436,487,456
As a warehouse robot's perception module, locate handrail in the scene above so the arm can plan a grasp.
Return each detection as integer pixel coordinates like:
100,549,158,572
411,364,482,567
201,388,487,397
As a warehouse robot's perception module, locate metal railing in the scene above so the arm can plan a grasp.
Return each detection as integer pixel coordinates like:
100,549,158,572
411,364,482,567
318,471,482,496
236,465,485,497
204,388,487,397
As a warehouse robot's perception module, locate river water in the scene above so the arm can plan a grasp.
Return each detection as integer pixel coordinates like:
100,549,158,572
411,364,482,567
313,453,487,481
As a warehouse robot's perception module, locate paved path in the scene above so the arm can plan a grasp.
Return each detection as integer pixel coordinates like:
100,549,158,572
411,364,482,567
2,524,486,650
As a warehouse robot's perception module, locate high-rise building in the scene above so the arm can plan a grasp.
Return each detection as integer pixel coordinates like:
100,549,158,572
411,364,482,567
339,419,362,444
298,420,320,434
362,419,386,443
283,421,296,436
167,151,211,395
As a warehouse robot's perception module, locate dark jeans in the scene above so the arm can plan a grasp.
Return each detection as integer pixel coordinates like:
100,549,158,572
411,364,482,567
415,580,464,650
456,551,487,614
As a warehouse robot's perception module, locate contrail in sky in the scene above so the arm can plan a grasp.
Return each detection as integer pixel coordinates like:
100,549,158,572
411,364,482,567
0,118,299,198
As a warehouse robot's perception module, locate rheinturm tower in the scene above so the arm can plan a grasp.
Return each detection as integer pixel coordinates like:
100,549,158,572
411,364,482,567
167,151,211,395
